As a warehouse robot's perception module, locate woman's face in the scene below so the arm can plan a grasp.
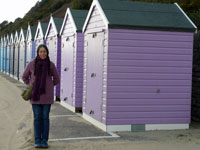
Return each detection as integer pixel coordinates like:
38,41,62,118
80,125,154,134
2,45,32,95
38,47,47,60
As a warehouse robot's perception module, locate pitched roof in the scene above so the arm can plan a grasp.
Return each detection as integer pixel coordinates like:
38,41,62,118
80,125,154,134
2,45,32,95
9,33,14,44
20,29,27,41
96,0,196,31
30,26,37,39
41,22,49,35
53,17,64,33
22,29,27,37
70,9,88,32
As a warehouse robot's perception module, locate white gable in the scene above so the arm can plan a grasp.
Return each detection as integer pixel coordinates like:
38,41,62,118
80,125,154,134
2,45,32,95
19,28,26,42
26,25,32,42
10,33,14,44
6,35,10,45
35,21,44,40
14,31,19,45
45,16,58,39
82,0,109,32
60,8,77,35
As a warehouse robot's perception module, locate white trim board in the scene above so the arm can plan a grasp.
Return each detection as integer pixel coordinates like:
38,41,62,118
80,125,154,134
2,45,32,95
174,3,197,29
19,79,24,84
82,112,106,132
145,124,189,131
10,74,14,78
60,101,76,113
13,76,18,80
82,113,189,132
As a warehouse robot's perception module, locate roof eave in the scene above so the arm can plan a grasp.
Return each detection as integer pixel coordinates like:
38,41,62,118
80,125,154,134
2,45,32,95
108,24,196,32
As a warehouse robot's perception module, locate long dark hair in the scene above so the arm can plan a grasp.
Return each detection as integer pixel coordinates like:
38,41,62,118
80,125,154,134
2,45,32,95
34,44,51,76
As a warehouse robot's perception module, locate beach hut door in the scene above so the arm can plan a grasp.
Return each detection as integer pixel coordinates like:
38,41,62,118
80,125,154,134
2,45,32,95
85,32,104,122
14,46,19,78
26,42,32,66
61,35,75,106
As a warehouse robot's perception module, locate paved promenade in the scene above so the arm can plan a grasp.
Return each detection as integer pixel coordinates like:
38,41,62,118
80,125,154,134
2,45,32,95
0,72,200,150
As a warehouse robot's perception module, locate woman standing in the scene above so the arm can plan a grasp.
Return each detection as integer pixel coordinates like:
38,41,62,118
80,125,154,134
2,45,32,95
22,44,60,148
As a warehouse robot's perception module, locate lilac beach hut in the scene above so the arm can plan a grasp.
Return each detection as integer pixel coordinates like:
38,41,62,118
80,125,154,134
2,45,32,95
9,33,15,77
82,0,197,132
45,16,63,100
3,35,7,73
13,31,19,80
34,21,49,54
1,36,5,72
26,24,37,65
59,8,88,112
3,35,9,74
0,37,3,71
5,34,10,74
18,28,27,82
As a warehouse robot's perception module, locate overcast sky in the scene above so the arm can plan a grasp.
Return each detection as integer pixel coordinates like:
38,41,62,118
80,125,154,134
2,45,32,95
0,0,41,23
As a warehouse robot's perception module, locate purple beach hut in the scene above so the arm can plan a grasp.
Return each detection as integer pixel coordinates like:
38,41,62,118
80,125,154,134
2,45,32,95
82,0,197,132
26,24,37,65
34,21,49,54
45,16,63,100
59,8,88,112
9,33,14,77
18,28,27,82
13,31,19,80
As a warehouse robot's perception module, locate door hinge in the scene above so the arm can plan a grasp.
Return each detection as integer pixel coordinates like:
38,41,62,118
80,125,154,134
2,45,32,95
102,39,106,46
71,93,73,98
85,41,88,46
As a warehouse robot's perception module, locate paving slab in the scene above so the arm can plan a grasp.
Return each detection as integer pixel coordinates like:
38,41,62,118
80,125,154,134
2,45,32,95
50,103,76,116
49,103,110,140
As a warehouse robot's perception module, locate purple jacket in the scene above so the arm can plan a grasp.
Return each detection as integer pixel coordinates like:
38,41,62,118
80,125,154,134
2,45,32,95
22,59,60,104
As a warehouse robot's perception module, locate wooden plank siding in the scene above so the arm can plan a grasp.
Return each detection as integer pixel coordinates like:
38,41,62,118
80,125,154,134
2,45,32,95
62,15,75,36
106,29,194,125
75,33,84,107
56,37,61,97
85,6,107,34
47,24,55,38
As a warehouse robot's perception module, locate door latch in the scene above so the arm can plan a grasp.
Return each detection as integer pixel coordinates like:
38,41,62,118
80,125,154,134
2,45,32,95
64,97,68,101
89,110,94,115
91,73,96,78
64,67,69,71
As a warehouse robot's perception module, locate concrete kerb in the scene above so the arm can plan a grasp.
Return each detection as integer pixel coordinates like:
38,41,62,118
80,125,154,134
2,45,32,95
48,131,120,142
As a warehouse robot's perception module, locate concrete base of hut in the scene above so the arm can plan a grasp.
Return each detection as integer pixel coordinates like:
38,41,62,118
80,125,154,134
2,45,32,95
13,76,18,80
60,100,76,113
83,113,189,132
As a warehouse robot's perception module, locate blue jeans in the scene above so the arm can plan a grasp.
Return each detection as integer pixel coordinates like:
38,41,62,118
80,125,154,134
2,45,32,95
32,104,51,144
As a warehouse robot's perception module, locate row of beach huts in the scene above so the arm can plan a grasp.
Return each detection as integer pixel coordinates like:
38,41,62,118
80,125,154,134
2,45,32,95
0,0,198,132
